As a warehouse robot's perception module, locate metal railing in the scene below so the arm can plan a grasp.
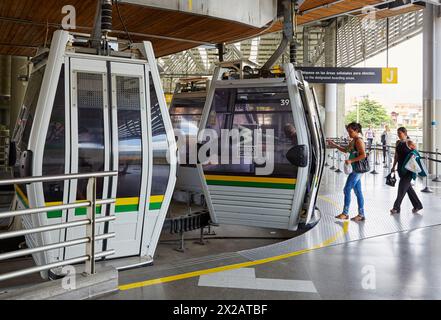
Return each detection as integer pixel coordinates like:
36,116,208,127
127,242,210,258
0,171,118,282
326,137,441,193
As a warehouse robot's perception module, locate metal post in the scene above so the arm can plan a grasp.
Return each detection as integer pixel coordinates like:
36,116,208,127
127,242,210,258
375,143,381,165
371,144,379,174
433,148,440,182
335,147,342,173
85,177,97,275
422,153,433,193
384,144,390,168
330,148,336,170
175,231,186,253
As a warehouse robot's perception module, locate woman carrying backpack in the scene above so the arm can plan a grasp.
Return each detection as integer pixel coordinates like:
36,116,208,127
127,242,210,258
390,127,423,214
328,122,367,222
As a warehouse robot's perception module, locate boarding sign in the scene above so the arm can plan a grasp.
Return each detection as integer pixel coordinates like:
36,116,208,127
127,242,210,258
298,67,398,84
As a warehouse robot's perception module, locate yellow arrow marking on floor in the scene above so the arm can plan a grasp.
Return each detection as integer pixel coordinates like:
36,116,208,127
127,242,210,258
119,195,347,291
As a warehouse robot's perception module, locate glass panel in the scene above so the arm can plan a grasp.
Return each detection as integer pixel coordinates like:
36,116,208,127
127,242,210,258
43,68,65,209
16,66,46,150
115,76,142,210
170,96,205,167
13,65,46,200
149,73,170,200
76,73,105,201
204,87,298,178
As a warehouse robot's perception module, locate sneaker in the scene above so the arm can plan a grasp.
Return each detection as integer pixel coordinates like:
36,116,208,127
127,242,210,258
390,209,400,215
412,207,423,214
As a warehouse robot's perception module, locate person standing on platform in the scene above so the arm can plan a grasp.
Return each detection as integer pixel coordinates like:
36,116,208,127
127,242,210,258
390,127,423,215
365,125,375,153
381,125,392,167
328,122,367,222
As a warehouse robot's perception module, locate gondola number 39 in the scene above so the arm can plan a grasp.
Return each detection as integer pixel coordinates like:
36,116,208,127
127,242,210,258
280,99,290,106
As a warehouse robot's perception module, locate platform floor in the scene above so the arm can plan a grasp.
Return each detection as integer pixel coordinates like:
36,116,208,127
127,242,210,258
102,164,441,300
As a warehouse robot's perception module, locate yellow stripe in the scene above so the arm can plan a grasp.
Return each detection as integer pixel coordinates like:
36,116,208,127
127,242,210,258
204,175,296,184
46,201,63,206
116,197,139,206
119,196,347,291
28,196,164,208
116,196,165,205
150,195,164,203
14,185,29,205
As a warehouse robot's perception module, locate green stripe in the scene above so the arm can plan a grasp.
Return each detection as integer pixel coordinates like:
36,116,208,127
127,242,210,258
47,210,63,219
115,204,139,213
149,202,162,210
74,206,103,216
206,180,296,190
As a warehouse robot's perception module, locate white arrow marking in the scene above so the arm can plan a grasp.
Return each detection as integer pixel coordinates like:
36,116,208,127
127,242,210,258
198,268,317,293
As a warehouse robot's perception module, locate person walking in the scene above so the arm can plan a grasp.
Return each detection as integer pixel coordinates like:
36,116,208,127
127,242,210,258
328,122,367,222
381,125,392,167
365,125,375,153
390,127,423,214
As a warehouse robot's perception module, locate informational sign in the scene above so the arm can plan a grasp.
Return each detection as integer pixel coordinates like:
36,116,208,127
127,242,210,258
298,67,398,84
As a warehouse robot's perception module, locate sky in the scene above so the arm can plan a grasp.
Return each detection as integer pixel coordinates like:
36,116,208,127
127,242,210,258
345,33,423,111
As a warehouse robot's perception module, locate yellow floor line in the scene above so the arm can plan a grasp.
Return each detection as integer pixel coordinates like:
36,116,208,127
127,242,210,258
119,196,347,291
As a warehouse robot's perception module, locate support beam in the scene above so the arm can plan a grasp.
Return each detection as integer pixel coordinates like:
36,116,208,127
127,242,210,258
423,4,435,153
0,55,11,128
324,19,338,138
10,56,27,133
434,6,441,154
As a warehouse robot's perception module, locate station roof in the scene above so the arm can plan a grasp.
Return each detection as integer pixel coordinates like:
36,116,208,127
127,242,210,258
0,0,424,58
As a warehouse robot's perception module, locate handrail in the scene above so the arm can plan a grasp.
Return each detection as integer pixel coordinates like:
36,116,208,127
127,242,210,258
0,171,118,283
0,171,118,186
326,137,441,163
326,137,441,186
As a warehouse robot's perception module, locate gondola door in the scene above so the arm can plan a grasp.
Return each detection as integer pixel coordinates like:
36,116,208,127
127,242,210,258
65,59,149,259
65,58,110,260
106,62,149,258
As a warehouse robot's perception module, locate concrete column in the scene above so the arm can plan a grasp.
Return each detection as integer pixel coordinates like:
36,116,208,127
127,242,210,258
0,55,11,128
423,5,435,154
10,56,28,132
337,83,346,137
324,20,338,138
325,83,337,138
434,6,441,155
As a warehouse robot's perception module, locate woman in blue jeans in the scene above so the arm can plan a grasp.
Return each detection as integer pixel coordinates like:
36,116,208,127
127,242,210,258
328,122,367,222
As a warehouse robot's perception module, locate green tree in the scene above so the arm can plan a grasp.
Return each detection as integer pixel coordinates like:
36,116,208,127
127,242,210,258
346,98,392,128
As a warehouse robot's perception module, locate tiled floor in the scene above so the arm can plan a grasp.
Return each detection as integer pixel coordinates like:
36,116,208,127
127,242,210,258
102,165,441,299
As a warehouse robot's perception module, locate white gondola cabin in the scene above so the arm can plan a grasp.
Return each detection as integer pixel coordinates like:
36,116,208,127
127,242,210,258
11,30,177,273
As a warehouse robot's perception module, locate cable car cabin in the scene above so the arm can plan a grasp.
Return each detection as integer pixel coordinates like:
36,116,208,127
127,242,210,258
169,78,209,202
10,30,177,272
196,63,325,231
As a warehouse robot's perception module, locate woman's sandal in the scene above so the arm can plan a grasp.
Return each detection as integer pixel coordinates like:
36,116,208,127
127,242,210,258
335,213,349,220
351,215,365,222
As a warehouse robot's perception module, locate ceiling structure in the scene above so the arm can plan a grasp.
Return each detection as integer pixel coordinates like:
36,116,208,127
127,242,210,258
158,8,424,93
0,0,425,57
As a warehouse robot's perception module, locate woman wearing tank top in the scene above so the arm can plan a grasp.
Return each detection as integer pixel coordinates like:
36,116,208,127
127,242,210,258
328,122,367,222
